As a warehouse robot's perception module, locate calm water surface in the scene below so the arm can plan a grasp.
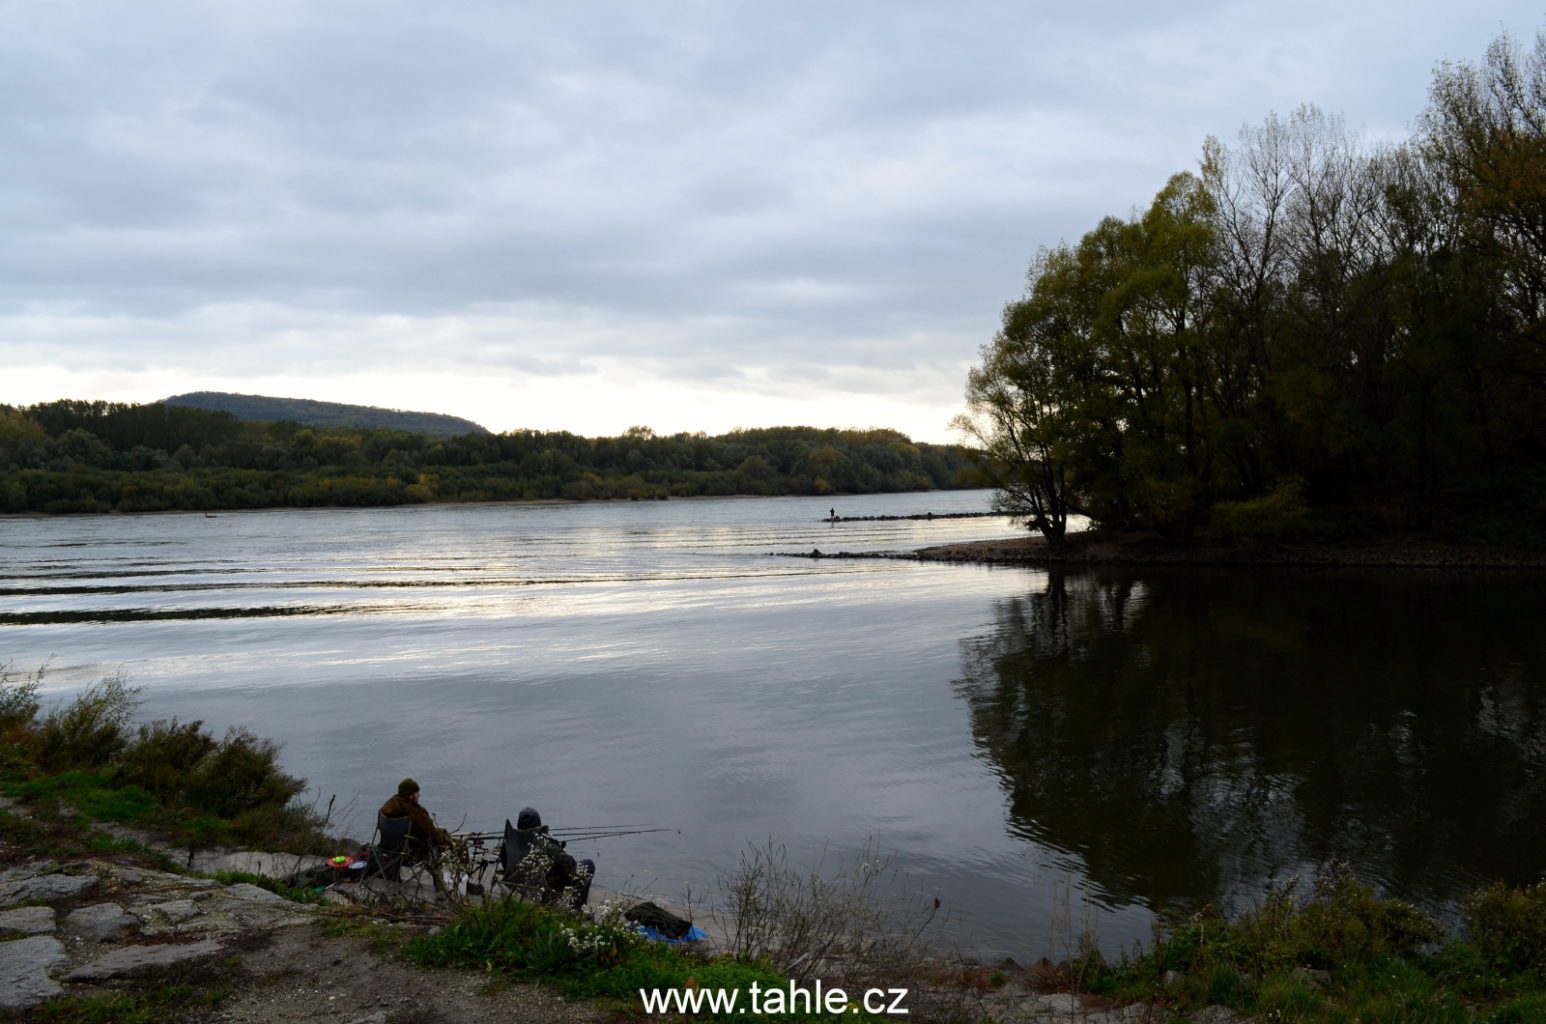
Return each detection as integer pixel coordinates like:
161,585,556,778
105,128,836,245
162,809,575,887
3,492,1544,957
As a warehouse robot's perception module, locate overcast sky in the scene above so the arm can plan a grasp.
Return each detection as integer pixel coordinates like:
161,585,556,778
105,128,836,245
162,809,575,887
2,2,1540,442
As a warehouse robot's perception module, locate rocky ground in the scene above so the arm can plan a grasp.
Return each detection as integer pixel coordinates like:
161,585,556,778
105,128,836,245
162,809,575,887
0,850,1250,1024
0,799,610,1023
1,797,1250,1023
0,857,615,1024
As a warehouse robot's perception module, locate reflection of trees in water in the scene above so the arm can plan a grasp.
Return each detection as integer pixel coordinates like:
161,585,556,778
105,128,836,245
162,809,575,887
954,570,1546,914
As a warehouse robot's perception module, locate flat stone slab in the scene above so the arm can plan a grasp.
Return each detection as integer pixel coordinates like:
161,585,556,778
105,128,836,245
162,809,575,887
1029,993,1084,1015
222,882,287,903
190,850,324,877
0,904,57,936
140,898,201,924
65,901,141,942
0,860,58,883
67,938,225,981
191,889,314,933
0,871,97,908
0,935,69,1013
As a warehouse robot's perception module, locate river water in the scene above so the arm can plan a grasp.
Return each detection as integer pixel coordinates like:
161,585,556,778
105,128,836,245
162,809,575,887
3,491,1544,957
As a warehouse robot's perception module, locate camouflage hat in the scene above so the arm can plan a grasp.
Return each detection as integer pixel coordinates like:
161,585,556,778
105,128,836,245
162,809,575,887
397,778,420,798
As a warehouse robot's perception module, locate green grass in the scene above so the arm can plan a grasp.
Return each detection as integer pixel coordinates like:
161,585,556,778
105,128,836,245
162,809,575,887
3,770,157,823
31,983,233,1024
404,897,882,1022
1486,992,1546,1024
1330,959,1466,1024
1254,971,1325,1023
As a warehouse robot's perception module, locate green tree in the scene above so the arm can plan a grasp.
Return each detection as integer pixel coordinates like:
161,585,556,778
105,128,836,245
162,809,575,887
954,247,1092,548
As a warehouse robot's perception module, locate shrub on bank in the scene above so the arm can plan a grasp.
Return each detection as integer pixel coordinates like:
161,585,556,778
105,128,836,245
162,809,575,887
0,665,323,852
1466,882,1546,978
33,672,139,771
1210,477,1311,543
1062,865,1546,1024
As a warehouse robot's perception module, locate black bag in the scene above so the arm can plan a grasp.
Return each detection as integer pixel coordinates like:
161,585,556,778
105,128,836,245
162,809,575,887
625,900,693,940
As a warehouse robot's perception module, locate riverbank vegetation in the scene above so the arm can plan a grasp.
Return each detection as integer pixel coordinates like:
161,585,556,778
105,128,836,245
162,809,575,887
1055,865,1546,1024
0,664,326,857
0,401,979,513
958,27,1546,551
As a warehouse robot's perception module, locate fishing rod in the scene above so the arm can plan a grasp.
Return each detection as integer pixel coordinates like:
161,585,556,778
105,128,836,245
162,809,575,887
454,823,655,834
453,826,676,842
548,827,678,841
457,829,658,835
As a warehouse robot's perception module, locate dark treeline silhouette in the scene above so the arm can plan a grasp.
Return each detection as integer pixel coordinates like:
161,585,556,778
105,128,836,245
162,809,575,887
953,569,1546,915
0,401,980,513
957,29,1546,549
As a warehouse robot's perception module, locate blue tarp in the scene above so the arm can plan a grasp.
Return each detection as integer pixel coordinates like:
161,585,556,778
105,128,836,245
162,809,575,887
634,924,708,944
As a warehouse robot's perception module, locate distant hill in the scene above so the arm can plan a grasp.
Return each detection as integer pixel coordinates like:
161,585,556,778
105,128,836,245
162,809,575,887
163,392,488,437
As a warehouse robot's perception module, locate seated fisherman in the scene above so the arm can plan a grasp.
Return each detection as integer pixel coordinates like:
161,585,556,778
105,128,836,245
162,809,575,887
379,777,451,862
504,806,595,909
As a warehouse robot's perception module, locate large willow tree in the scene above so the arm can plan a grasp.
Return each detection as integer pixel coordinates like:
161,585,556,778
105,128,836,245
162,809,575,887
961,26,1546,546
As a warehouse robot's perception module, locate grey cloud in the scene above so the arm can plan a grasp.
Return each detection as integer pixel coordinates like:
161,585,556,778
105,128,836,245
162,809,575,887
2,0,1542,431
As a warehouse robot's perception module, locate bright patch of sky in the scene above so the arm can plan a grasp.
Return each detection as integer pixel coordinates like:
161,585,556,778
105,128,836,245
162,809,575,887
2,2,1539,441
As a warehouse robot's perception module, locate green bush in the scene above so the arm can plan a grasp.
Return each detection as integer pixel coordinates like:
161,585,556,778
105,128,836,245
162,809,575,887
1211,478,1311,543
1466,882,1546,977
2,673,324,853
1124,866,1448,1021
116,719,217,799
1228,866,1442,974
1133,475,1203,540
407,896,640,978
33,672,142,772
0,662,42,729
116,719,315,847
186,727,306,821
406,897,879,1020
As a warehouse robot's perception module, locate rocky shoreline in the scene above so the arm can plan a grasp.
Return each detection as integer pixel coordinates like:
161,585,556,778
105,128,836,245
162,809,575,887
1,856,305,1014
0,794,1264,1024
0,849,1193,1024
0,795,609,1023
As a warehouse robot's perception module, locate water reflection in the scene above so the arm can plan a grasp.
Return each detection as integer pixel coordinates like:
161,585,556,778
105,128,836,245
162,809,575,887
954,569,1546,917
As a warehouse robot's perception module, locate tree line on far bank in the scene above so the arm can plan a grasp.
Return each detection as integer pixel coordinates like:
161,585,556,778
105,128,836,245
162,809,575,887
0,400,981,514
958,28,1546,549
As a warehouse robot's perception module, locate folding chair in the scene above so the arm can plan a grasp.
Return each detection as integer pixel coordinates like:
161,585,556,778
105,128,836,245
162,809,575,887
366,813,412,883
494,809,595,909
495,817,533,898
